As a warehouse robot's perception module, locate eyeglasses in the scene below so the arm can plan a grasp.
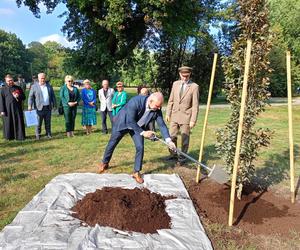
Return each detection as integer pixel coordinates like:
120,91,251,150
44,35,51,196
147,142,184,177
67,80,73,83
116,86,123,88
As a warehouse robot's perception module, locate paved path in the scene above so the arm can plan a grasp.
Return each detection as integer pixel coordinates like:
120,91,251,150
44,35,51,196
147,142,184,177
199,97,300,109
53,97,300,114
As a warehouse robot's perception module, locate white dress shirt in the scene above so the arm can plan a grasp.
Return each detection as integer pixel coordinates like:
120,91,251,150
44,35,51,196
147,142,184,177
40,84,49,106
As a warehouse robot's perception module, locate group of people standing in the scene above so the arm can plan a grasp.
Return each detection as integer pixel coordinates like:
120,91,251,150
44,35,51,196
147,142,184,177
1,66,199,184
98,80,128,134
0,74,128,140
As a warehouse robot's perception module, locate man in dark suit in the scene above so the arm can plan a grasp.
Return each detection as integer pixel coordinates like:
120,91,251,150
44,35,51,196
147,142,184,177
28,73,56,139
97,92,176,183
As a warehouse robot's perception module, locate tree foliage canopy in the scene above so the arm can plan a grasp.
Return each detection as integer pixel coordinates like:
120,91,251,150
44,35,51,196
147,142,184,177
268,0,300,59
27,41,48,75
17,0,199,81
0,29,71,84
0,30,30,79
267,0,300,96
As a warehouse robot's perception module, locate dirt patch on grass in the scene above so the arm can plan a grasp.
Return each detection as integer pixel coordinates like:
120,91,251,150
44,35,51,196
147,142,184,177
71,187,174,234
188,179,300,237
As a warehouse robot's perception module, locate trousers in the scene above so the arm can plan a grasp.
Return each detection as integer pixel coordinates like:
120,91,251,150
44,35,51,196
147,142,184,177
36,105,51,136
100,109,113,132
169,121,191,155
63,106,77,132
102,128,144,172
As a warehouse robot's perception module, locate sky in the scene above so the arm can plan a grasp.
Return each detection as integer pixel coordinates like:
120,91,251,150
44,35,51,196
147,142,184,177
0,0,75,47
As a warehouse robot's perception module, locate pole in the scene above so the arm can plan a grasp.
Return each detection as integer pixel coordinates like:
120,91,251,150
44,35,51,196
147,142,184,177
228,39,252,226
196,53,218,183
286,51,295,203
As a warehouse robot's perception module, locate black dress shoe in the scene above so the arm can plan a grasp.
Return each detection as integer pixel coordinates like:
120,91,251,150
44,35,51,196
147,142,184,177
177,158,187,166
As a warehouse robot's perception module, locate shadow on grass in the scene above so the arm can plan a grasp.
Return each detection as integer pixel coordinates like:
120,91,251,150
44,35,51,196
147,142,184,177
250,145,299,191
145,144,220,174
0,165,30,186
0,146,55,164
0,127,97,148
0,172,30,186
197,144,220,165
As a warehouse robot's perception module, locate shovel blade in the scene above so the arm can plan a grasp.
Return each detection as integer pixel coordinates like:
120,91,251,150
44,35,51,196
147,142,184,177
208,165,229,184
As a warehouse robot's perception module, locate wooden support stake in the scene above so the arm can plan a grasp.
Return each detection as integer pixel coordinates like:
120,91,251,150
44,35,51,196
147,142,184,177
196,53,218,183
286,51,295,203
228,39,252,226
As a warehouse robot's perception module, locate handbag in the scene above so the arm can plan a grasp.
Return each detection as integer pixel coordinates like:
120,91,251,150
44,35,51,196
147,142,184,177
58,100,64,115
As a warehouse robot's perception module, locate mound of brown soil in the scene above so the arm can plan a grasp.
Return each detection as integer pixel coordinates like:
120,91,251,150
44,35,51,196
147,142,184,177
188,179,300,236
71,187,174,234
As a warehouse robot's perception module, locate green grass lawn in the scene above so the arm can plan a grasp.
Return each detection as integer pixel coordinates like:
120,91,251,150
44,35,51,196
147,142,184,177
0,95,299,248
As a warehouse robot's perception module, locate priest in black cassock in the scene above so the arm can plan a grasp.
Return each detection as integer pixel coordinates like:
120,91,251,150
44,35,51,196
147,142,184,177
0,74,26,140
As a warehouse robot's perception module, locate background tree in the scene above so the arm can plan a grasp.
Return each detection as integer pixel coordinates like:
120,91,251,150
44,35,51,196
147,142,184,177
43,41,70,85
216,0,273,198
0,29,30,80
27,41,48,76
118,48,158,87
153,0,226,98
189,33,224,102
154,33,223,99
16,0,199,82
267,0,300,96
154,32,183,96
268,0,300,60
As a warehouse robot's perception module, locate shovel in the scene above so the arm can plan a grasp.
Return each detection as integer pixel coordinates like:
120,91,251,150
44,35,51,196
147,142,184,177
150,135,229,184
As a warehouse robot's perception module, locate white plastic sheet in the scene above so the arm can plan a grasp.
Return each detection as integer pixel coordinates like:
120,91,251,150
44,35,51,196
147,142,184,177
0,173,212,250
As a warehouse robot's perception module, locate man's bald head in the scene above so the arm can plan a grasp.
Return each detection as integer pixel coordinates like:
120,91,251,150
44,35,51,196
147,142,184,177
148,92,164,110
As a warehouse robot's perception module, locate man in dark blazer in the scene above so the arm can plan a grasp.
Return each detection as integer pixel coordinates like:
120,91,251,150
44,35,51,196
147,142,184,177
28,73,56,139
97,92,176,183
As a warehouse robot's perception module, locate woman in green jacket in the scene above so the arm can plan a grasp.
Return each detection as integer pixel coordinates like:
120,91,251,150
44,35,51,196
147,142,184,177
112,81,127,117
59,75,81,137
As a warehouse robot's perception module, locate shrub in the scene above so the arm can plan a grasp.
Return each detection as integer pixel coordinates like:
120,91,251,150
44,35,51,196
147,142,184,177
216,0,273,198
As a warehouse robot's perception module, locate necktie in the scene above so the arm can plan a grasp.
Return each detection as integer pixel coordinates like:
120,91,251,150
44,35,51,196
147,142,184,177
137,110,152,127
179,83,185,98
